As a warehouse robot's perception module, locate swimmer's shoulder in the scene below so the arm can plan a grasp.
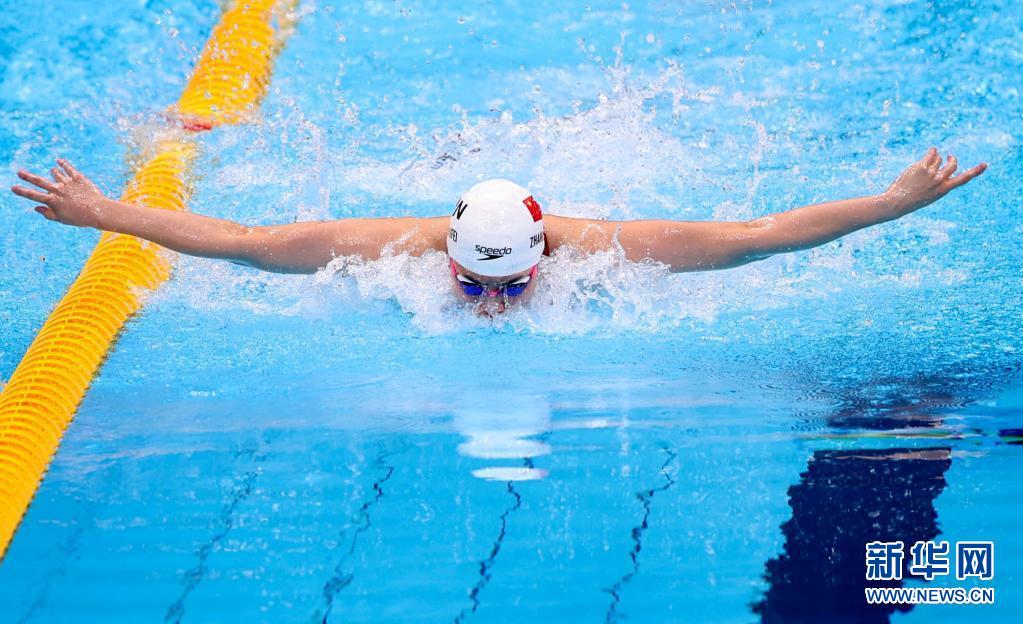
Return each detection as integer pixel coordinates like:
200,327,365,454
397,215,449,255
543,214,618,253
334,215,449,257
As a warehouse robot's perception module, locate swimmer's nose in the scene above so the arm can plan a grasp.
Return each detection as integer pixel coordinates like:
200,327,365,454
474,299,507,316
486,288,500,297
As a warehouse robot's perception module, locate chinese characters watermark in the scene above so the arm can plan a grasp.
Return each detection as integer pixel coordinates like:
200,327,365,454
864,540,995,606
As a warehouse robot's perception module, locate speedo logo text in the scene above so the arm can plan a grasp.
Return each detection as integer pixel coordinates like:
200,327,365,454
475,244,511,260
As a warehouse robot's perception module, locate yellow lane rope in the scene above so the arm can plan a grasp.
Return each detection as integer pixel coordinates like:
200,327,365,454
0,0,297,559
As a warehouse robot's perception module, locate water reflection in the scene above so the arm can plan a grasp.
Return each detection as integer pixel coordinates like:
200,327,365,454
449,393,545,620
755,446,950,623
755,376,966,623
453,395,551,481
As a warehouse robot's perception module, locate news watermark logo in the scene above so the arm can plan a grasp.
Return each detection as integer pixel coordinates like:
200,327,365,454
864,540,995,605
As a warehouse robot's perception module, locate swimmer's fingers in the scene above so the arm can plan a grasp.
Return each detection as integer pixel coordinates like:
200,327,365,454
57,158,83,180
51,167,70,184
16,169,58,193
34,205,58,221
937,154,957,180
11,184,51,204
923,147,940,170
944,163,987,190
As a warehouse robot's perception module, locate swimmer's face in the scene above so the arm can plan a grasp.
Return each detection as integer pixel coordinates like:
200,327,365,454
449,258,538,315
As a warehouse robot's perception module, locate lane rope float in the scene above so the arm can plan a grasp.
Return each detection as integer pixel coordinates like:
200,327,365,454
0,0,297,559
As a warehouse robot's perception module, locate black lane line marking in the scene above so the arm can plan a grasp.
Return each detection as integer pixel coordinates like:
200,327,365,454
453,480,522,624
16,519,87,624
316,449,399,624
164,470,258,623
602,446,676,624
164,440,267,624
17,434,131,621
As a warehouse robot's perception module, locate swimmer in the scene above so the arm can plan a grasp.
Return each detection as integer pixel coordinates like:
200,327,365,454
11,149,985,314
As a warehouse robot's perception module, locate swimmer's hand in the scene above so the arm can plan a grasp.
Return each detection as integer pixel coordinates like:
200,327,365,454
557,147,989,272
11,159,448,274
883,147,987,215
11,159,107,228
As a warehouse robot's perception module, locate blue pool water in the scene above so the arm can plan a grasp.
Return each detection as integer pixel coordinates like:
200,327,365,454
1,0,1022,621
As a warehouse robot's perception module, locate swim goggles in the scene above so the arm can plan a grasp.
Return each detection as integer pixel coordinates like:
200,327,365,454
449,259,537,297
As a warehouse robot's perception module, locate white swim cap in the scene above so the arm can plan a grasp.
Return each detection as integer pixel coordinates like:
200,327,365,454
447,179,545,276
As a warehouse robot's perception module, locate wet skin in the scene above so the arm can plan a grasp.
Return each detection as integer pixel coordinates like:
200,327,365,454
10,150,987,311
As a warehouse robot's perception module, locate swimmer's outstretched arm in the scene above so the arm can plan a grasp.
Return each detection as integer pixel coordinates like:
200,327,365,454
11,160,447,274
547,148,986,272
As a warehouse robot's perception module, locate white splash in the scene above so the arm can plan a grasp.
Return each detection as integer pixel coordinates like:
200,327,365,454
159,57,966,338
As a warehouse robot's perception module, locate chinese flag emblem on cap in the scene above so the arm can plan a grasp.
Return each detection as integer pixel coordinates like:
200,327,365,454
523,196,543,222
